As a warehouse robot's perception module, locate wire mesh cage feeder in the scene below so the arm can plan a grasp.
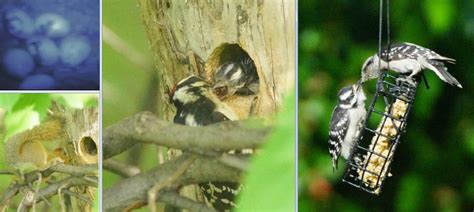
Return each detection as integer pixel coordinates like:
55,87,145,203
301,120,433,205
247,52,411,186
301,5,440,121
342,72,420,195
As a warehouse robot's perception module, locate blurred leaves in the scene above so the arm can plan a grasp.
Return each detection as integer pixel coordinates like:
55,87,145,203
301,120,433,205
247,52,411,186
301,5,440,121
299,0,473,211
424,0,455,34
103,0,152,127
0,93,98,211
0,94,98,143
395,174,424,212
13,94,51,120
4,105,40,142
236,91,296,212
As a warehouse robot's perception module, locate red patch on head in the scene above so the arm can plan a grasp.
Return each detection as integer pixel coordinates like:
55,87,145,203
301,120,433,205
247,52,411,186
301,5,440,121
167,83,177,103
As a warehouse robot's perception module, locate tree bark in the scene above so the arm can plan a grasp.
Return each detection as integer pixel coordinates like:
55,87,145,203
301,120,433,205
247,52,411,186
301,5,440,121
137,0,295,209
138,0,295,119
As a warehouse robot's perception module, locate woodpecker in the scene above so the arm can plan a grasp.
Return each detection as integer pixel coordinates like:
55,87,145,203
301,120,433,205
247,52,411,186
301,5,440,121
213,58,259,100
328,82,367,172
361,42,462,88
169,75,240,210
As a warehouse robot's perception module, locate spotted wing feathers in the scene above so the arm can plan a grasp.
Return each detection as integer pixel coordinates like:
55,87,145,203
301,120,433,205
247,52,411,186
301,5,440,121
200,182,241,210
380,42,456,63
328,106,350,172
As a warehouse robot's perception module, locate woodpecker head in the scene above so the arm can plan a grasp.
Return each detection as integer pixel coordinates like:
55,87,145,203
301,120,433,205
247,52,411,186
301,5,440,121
337,82,366,109
361,54,383,83
170,75,238,126
213,62,247,100
169,75,210,108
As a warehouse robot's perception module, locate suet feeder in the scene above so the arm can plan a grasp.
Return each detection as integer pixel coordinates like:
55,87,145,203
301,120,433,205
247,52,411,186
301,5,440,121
342,72,419,194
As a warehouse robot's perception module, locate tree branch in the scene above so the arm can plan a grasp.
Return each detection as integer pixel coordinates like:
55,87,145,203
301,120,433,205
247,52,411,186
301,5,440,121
22,164,97,184
104,159,141,177
0,170,15,175
63,189,93,205
148,155,197,212
159,190,215,212
1,164,98,210
48,164,98,176
18,176,97,209
103,153,245,210
103,25,154,73
0,184,21,210
103,112,269,159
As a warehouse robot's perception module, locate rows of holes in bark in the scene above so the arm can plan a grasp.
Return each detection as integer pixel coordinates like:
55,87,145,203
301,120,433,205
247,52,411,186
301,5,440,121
204,43,260,120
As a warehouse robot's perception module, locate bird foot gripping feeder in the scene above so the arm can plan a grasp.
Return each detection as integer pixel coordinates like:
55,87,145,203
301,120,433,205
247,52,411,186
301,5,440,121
342,72,419,194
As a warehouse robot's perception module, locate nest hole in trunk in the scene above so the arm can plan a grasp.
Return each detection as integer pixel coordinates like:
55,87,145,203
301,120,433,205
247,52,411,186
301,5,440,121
78,136,98,164
205,43,261,119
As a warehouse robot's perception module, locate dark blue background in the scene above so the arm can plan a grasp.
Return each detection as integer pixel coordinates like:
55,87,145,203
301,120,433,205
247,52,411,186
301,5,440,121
0,0,99,90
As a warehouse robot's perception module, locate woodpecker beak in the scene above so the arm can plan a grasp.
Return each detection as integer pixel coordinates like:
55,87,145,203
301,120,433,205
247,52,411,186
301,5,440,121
213,85,228,100
167,83,177,103
354,80,363,92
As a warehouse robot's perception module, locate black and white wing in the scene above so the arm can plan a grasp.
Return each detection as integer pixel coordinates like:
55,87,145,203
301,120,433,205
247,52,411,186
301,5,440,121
328,106,350,172
380,42,456,63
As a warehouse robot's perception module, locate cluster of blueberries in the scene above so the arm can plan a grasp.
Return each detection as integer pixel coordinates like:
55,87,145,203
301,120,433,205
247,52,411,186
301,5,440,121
0,1,99,90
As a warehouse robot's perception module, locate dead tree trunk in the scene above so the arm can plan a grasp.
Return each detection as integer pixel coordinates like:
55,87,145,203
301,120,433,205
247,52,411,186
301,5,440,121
139,0,295,119
137,0,295,208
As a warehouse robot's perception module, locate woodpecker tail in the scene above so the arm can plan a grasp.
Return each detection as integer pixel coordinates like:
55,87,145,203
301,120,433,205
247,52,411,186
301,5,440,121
430,60,463,88
436,56,456,64
200,182,241,210
418,57,462,88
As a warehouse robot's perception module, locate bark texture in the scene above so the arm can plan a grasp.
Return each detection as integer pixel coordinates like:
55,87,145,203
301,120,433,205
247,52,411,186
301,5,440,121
138,0,295,119
136,0,295,209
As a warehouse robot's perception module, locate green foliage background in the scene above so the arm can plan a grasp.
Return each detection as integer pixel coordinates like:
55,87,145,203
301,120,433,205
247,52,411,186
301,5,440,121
0,94,98,211
103,1,296,211
102,0,159,200
299,0,474,211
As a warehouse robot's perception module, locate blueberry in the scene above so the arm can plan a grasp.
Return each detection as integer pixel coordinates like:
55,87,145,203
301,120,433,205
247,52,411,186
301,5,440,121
60,35,91,67
27,38,60,66
19,74,56,89
2,48,35,79
2,8,35,39
35,13,70,38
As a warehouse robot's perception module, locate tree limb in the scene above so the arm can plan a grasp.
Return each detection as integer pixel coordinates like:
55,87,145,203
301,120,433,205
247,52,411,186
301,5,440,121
63,189,93,205
22,164,97,184
218,154,250,171
0,164,97,211
0,170,15,175
0,184,21,209
48,164,98,176
103,153,244,210
103,112,269,159
159,190,215,212
18,176,97,209
103,159,141,177
148,155,197,212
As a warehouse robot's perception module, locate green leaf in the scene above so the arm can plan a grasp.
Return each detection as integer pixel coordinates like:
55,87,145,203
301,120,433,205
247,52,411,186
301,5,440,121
0,94,21,112
12,94,52,121
236,90,296,212
300,29,321,53
4,106,40,143
424,0,455,34
465,176,474,202
52,94,98,109
395,173,424,212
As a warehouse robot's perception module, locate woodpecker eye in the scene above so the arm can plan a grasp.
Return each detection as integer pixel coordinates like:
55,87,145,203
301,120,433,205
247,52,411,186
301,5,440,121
213,86,227,99
363,60,373,71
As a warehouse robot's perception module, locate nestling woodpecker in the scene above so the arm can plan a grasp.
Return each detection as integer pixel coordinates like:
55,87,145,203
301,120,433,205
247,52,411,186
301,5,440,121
361,42,462,88
213,57,259,100
328,82,367,172
169,75,241,210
